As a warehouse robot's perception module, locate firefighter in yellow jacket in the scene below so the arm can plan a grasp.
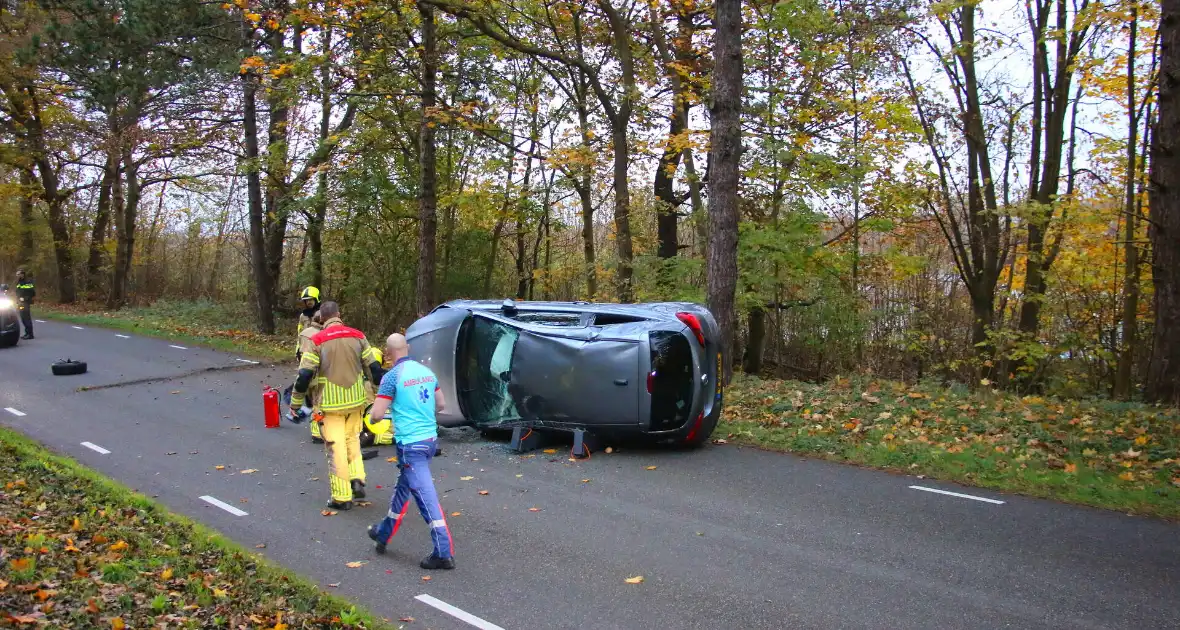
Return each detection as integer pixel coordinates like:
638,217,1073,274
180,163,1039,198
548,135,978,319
297,311,326,443
290,301,383,509
295,286,321,357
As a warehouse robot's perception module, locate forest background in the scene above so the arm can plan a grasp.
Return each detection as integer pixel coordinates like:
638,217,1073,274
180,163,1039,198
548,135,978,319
1,0,1177,405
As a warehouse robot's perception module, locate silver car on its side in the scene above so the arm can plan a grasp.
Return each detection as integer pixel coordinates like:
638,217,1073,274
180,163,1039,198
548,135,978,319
406,299,724,447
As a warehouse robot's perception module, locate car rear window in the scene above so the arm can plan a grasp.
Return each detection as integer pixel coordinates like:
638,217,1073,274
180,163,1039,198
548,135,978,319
649,331,694,431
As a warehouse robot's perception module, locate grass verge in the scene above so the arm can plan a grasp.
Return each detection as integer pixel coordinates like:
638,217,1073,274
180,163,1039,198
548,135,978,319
722,375,1180,519
36,300,290,362
0,426,395,629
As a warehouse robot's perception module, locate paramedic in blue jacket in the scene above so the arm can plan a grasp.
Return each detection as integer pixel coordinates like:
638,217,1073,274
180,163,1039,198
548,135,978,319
366,333,455,570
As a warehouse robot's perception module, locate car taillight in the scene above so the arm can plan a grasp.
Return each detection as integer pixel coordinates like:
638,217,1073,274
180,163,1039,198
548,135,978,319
684,412,705,442
676,312,705,346
647,371,655,393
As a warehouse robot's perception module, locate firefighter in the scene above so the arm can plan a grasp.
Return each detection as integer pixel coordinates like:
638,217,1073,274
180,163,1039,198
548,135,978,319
296,310,326,443
14,269,34,340
366,333,455,570
295,286,321,358
290,301,383,510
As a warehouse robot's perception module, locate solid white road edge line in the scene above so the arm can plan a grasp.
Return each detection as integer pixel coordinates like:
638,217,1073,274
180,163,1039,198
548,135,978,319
80,442,111,455
4,407,26,417
115,334,130,339
35,319,46,323
199,495,248,517
415,594,506,630
909,485,1005,505
235,358,260,364
169,345,188,350
71,325,84,330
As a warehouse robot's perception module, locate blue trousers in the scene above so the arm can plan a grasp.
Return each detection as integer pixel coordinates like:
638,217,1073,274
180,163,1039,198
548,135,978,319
371,437,453,558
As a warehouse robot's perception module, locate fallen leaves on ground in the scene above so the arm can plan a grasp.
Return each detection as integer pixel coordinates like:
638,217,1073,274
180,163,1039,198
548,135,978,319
400,616,415,623
421,576,431,581
214,465,225,470
321,510,337,517
645,466,658,471
528,507,541,512
542,449,557,454
386,456,397,463
477,490,489,496
624,576,644,584
451,511,461,516
581,479,591,483
0,426,387,629
460,476,474,481
345,561,367,568
240,469,259,474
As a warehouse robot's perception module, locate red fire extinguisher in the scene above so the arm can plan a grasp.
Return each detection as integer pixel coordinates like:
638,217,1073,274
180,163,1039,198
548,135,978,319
262,386,280,429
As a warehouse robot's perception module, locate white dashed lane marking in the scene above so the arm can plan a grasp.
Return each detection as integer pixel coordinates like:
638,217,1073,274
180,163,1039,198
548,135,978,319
909,485,1005,505
415,594,506,630
4,408,26,417
200,495,248,516
71,326,84,330
169,345,188,350
80,442,111,455
35,319,46,323
236,359,260,365
115,334,130,339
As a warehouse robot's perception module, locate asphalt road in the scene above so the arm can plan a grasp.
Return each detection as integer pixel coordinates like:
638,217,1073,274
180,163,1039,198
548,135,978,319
2,319,1179,630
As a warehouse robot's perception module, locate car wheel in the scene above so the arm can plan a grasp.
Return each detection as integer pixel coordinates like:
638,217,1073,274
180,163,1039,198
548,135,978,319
51,359,88,376
0,337,16,349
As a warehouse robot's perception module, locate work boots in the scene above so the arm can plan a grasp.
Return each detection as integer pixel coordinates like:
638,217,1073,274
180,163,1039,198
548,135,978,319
420,554,455,570
351,479,366,499
326,499,352,511
367,525,386,554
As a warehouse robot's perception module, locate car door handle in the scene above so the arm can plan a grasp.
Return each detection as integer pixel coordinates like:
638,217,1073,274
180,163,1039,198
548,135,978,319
614,379,628,386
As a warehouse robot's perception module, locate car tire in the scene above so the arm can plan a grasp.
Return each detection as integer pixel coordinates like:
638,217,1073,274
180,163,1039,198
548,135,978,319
51,359,88,376
0,337,16,349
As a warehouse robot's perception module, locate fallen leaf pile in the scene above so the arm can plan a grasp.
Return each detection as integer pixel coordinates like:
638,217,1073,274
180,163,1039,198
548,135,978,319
723,375,1180,518
0,429,389,629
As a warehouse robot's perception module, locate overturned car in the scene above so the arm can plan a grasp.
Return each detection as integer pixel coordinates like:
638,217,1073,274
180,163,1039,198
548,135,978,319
407,299,723,447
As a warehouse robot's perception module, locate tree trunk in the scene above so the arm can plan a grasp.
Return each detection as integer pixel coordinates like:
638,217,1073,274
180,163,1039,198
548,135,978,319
18,168,35,268
307,24,333,291
416,1,439,317
242,62,274,333
109,148,141,309
1116,10,1141,399
1145,0,1180,405
86,154,115,297
575,97,597,298
706,0,742,385
44,196,76,304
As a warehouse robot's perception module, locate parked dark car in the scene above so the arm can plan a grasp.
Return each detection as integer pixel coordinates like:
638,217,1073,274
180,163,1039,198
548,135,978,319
0,284,20,348
406,299,723,447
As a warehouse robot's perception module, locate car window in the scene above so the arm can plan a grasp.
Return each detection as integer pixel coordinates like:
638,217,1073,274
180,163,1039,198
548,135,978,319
649,331,694,431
